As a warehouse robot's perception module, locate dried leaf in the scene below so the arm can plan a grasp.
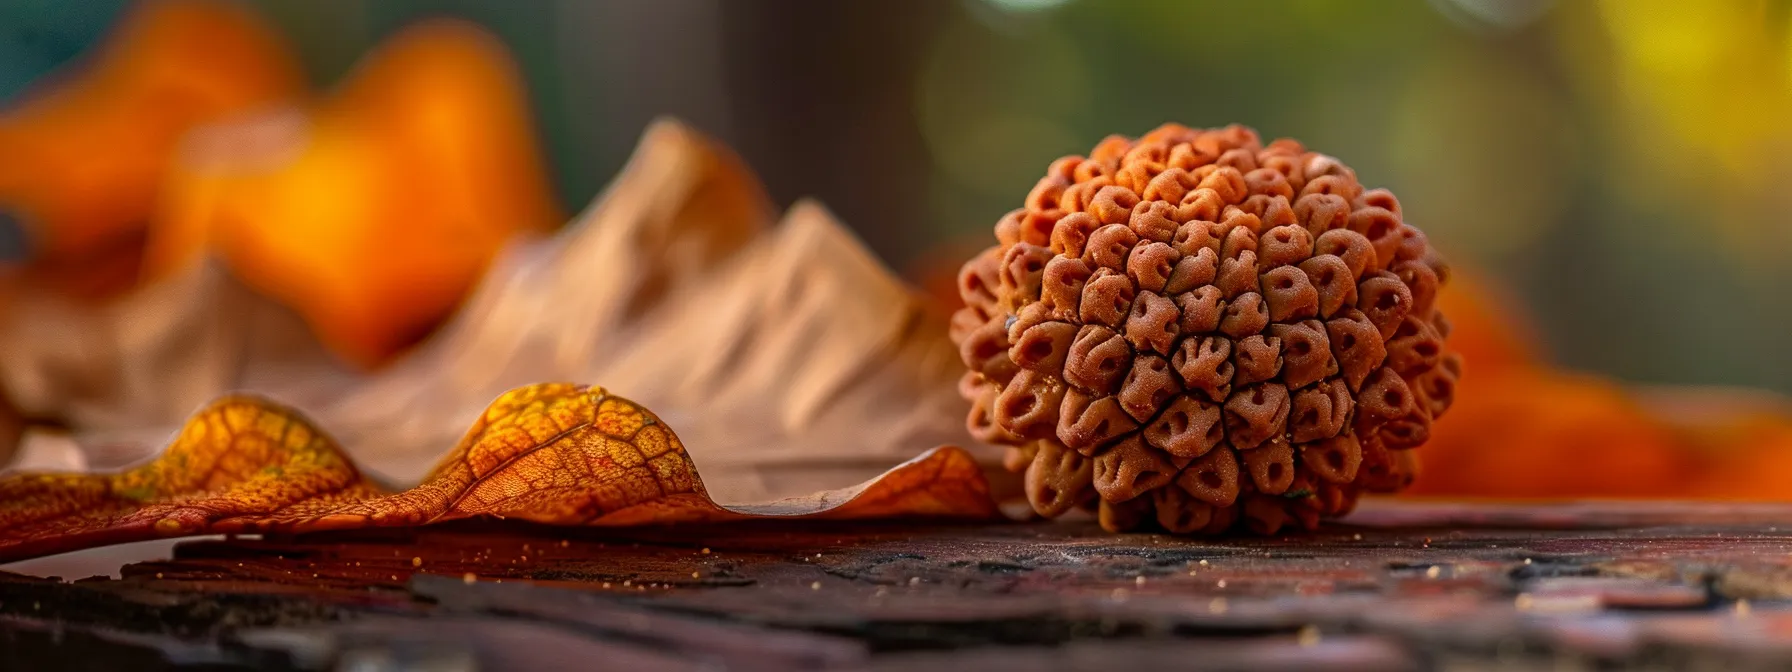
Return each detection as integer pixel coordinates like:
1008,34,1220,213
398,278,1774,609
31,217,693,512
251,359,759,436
1428,270,1540,377
144,20,562,367
1410,278,1792,500
318,121,1002,502
0,383,998,562
1409,370,1693,498
0,119,1013,506
0,0,302,267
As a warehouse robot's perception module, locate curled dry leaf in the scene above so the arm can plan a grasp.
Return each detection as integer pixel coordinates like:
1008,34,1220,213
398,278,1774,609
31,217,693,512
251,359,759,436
0,119,1012,508
319,120,1003,502
0,383,998,562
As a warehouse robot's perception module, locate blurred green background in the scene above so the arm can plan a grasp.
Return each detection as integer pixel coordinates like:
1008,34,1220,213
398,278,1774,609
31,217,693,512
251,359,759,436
6,0,1792,393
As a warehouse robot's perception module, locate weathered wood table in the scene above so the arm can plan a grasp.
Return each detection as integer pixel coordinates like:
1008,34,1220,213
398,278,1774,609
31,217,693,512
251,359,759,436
4,500,1792,671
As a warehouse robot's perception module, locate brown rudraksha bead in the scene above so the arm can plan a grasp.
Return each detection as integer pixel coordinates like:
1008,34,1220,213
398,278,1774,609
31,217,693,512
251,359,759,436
950,123,1458,534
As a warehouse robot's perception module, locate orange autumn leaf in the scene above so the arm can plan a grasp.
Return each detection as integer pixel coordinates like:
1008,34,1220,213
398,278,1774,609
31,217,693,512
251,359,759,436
1633,386,1792,501
0,119,1002,508
1414,276,1694,498
1410,370,1693,498
1414,273,1792,500
1430,270,1541,377
0,0,302,264
145,19,562,367
0,383,998,562
0,0,302,302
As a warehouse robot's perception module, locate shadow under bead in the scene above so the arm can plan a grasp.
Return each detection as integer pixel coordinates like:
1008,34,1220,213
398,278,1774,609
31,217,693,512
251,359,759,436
949,122,1461,535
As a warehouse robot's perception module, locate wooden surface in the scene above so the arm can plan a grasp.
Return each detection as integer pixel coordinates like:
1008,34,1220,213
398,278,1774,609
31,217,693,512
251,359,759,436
5,500,1792,671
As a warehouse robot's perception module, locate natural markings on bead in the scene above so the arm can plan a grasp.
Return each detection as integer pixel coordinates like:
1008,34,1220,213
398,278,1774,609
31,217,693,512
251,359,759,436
953,123,1456,535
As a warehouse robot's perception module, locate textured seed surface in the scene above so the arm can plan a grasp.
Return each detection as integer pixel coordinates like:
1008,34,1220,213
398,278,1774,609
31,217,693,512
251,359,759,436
950,123,1459,534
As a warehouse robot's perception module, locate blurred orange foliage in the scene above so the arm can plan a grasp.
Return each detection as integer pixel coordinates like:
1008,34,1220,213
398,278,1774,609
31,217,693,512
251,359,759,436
147,20,563,367
1411,369,1693,498
1411,272,1792,500
0,0,301,294
0,383,998,563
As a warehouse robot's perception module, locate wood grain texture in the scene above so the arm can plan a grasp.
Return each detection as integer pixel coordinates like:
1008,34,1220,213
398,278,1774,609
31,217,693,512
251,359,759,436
5,500,1792,670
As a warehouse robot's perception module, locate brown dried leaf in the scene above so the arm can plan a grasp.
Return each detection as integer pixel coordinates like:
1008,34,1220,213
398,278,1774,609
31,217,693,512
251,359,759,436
0,383,997,562
0,119,1012,514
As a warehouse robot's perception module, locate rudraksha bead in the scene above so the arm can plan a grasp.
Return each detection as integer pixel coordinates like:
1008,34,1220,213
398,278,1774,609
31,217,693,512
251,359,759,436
950,123,1458,534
